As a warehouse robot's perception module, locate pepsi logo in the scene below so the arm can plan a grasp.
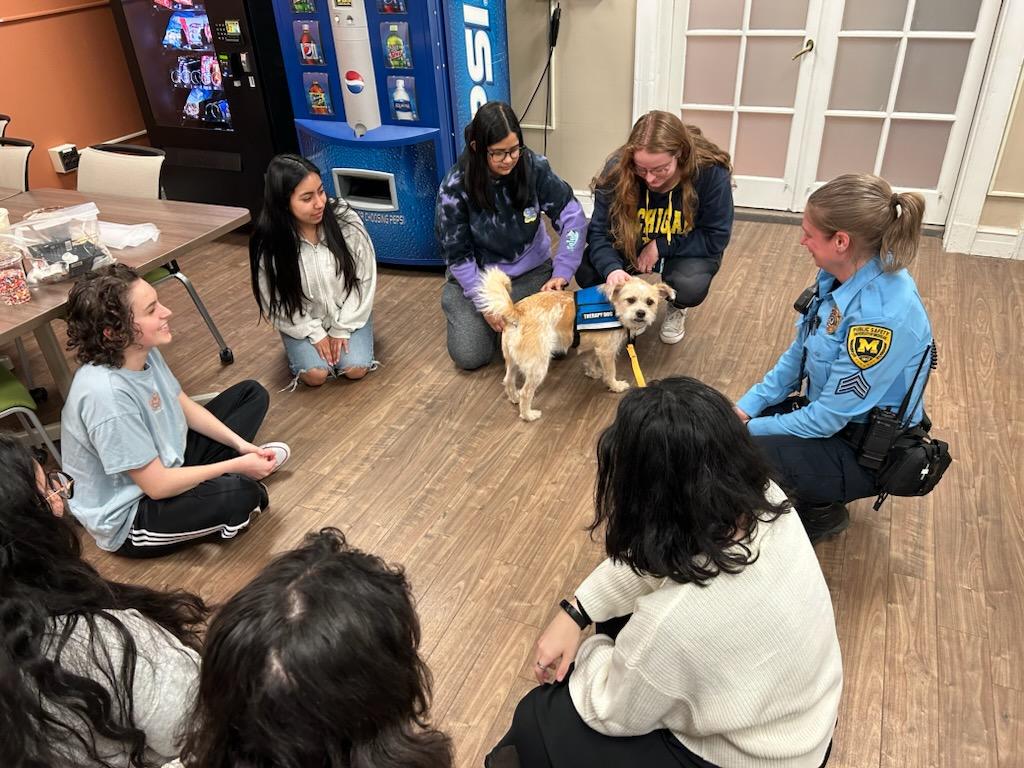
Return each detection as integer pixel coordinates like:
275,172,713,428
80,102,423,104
344,70,365,94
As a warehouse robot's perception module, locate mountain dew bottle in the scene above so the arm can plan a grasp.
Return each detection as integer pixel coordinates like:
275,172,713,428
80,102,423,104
385,24,411,68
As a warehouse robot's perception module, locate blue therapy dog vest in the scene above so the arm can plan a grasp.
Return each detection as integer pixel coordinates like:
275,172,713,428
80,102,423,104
573,285,622,347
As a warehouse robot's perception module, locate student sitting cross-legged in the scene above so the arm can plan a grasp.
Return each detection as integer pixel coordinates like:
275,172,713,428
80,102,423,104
60,264,290,557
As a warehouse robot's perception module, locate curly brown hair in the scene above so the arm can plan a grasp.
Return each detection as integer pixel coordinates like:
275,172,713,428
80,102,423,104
65,264,141,368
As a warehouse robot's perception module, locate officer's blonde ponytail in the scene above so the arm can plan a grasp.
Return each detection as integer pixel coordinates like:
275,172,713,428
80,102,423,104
806,174,925,273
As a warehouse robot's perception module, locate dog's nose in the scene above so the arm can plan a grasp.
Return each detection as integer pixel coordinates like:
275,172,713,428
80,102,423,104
635,309,646,319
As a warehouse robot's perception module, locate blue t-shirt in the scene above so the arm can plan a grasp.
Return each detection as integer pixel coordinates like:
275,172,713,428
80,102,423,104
60,349,187,551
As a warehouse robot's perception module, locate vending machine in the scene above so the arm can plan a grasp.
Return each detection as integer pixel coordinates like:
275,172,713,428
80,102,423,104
110,0,298,215
270,0,510,265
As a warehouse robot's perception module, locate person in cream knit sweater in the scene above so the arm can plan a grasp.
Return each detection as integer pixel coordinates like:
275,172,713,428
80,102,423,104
488,377,842,768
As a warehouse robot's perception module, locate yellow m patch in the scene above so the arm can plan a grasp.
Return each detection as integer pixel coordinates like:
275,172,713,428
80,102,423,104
846,324,893,370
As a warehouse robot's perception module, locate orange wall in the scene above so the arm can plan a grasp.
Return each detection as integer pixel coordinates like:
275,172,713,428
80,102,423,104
0,1,145,189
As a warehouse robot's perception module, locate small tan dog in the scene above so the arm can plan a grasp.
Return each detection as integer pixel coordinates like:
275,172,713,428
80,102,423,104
477,268,675,421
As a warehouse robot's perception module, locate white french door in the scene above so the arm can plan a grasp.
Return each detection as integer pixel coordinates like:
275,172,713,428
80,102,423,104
644,0,1000,225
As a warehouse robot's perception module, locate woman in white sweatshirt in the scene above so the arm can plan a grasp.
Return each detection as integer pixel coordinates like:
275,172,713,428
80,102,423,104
250,154,377,388
488,377,843,768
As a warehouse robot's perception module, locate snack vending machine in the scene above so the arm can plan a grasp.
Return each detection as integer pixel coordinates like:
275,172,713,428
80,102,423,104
110,0,297,215
270,0,510,265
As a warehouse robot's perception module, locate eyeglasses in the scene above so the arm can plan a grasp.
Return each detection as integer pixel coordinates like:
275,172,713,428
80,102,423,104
45,470,74,502
487,145,524,161
633,158,676,179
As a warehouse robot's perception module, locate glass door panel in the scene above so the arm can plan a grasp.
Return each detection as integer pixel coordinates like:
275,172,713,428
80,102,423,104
678,0,817,209
665,0,998,222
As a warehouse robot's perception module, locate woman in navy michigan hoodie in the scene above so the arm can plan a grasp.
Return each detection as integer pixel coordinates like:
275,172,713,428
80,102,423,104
576,111,734,347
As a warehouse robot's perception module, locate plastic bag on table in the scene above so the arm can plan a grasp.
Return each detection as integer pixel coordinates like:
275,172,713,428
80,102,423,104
6,203,115,285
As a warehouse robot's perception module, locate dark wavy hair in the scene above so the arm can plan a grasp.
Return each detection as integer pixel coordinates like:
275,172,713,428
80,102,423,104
181,528,452,768
65,263,142,368
249,154,360,322
460,100,530,211
0,434,208,768
590,377,789,585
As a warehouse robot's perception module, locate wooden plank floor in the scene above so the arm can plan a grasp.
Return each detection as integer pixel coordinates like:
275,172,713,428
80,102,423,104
9,219,1023,767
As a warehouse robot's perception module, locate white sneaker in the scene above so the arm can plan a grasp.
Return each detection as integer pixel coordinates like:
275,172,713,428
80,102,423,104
660,307,688,344
260,441,291,473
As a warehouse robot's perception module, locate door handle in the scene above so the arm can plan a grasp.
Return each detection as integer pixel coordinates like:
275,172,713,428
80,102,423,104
792,39,815,60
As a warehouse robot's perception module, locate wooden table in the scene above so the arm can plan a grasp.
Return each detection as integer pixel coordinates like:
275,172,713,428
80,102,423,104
0,188,249,397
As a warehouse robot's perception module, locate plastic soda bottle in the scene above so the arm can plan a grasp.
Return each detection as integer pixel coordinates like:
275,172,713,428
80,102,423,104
300,24,319,64
308,80,329,114
385,25,410,68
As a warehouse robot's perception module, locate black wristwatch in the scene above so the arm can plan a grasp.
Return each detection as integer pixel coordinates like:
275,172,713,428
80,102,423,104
559,598,592,630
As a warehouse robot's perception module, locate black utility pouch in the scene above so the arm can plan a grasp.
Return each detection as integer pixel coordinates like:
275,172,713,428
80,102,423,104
875,427,952,499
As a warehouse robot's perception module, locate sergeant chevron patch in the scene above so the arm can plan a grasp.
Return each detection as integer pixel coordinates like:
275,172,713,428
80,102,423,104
835,371,871,399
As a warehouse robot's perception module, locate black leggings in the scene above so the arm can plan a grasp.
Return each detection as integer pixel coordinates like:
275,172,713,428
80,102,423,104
575,251,721,308
488,618,715,768
116,380,270,558
487,616,833,768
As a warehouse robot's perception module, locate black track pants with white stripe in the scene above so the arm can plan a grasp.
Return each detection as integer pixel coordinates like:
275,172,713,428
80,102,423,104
116,380,269,558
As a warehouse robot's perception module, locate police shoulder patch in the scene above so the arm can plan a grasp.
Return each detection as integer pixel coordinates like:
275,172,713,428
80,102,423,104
846,324,892,370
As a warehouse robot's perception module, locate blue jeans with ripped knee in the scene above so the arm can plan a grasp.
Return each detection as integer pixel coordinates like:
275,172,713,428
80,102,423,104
280,314,375,379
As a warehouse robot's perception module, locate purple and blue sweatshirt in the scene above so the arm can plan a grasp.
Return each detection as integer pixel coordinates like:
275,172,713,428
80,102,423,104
435,148,587,303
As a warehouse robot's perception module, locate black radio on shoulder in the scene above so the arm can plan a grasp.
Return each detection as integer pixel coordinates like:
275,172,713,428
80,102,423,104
793,284,817,315
857,407,901,470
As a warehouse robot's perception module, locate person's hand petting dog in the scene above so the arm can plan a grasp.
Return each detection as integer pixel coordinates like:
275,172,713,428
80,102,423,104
637,239,660,274
533,607,584,684
605,269,631,288
484,312,506,333
541,276,568,292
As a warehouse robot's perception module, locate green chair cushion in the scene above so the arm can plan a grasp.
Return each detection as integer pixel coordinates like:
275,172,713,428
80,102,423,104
144,267,172,284
0,365,36,411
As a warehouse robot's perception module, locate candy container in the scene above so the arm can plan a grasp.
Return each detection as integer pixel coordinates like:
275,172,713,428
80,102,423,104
0,246,31,306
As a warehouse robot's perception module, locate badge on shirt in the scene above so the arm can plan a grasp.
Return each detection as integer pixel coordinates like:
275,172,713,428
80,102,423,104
825,306,841,334
846,325,892,369
150,392,163,412
523,206,538,224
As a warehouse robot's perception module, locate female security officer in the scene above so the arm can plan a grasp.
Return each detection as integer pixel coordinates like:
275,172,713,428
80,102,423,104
734,174,933,544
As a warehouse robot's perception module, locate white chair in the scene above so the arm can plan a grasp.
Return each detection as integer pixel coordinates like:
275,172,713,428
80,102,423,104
0,137,32,191
77,144,234,364
0,136,45,399
0,114,10,136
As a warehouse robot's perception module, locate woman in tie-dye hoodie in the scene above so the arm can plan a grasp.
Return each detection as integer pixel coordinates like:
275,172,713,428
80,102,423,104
435,101,587,370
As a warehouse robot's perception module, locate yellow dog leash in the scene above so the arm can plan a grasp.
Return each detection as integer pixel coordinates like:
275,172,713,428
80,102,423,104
626,341,646,388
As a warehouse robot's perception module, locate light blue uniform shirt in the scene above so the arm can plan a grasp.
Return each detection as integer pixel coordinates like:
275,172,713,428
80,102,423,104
60,349,187,551
737,257,932,439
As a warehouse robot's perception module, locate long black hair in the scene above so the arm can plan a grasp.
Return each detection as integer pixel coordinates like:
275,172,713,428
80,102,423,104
249,154,361,321
0,435,208,768
591,377,790,585
460,100,530,211
181,528,452,768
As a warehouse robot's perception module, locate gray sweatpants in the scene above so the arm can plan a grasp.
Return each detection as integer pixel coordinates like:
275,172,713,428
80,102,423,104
441,261,553,371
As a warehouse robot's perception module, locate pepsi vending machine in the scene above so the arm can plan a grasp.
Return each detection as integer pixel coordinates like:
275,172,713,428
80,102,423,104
270,0,509,265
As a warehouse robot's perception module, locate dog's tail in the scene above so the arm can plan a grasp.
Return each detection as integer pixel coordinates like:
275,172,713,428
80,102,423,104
476,267,519,322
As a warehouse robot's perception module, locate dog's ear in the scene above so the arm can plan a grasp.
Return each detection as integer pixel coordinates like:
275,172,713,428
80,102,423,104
656,283,676,302
599,282,623,302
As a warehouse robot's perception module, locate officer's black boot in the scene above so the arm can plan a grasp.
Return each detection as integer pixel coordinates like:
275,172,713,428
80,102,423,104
798,502,850,544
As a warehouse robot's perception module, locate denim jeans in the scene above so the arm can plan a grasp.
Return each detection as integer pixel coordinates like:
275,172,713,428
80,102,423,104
279,314,376,378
